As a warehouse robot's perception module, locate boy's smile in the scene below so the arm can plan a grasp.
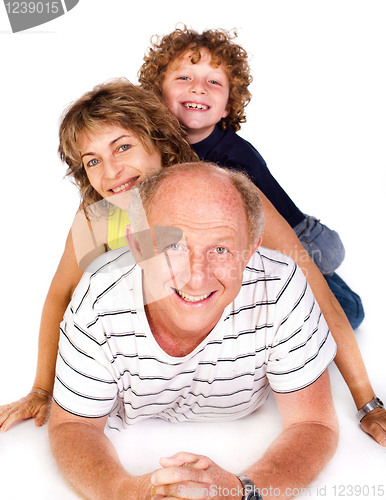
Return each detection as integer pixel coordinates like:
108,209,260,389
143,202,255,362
162,49,230,144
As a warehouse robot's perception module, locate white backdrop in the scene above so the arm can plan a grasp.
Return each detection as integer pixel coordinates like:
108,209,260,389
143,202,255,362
0,1,385,499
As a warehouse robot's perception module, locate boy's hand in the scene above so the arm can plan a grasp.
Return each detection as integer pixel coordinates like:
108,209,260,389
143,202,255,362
150,451,242,499
0,390,51,432
360,407,386,446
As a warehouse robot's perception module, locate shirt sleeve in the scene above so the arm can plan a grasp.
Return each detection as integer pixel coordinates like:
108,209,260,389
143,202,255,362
266,264,337,393
53,280,118,418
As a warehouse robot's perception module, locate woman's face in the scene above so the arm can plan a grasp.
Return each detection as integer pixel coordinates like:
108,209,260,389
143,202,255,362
79,125,163,205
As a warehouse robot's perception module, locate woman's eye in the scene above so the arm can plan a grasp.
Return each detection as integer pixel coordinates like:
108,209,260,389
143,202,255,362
86,158,99,168
118,144,131,152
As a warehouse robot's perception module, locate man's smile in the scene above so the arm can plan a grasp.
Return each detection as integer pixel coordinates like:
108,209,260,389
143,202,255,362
173,288,215,303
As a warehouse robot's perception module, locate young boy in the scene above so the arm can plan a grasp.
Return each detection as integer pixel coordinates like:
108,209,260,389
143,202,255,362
138,26,364,330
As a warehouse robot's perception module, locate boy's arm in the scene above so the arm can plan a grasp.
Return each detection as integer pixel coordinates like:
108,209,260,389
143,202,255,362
0,229,92,432
259,190,386,445
49,402,153,500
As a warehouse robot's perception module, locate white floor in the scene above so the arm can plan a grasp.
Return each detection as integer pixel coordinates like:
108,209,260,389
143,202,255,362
1,1,385,498
0,263,385,500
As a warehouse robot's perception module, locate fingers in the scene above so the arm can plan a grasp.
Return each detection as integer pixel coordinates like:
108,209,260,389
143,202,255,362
0,406,30,432
152,480,214,500
152,464,210,488
159,452,211,470
0,392,51,432
361,420,386,446
152,454,216,500
360,408,386,446
35,400,51,427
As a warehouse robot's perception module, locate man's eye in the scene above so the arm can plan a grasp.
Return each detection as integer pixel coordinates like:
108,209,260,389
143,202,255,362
167,243,183,251
214,247,228,254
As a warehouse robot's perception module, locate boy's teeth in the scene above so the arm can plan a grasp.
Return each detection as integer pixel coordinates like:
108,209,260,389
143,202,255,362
184,102,208,110
176,289,211,302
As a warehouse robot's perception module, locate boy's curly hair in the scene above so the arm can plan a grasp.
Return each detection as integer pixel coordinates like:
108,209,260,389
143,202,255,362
138,25,252,132
59,78,197,206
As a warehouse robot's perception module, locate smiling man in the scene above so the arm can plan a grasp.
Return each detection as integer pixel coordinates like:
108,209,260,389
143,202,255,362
49,162,338,500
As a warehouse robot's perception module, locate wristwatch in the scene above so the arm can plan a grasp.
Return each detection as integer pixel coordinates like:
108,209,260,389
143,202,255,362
356,396,384,422
236,473,263,500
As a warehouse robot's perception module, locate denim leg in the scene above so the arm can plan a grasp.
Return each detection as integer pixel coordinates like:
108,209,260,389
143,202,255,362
293,215,345,275
324,272,365,330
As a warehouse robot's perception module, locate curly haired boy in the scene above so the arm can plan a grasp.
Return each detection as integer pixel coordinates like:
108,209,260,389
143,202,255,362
138,25,364,330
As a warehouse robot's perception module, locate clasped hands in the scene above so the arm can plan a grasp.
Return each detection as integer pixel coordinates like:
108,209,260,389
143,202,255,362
149,451,243,500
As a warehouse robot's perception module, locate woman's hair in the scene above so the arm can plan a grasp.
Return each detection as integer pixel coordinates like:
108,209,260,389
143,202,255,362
138,25,253,132
59,78,198,206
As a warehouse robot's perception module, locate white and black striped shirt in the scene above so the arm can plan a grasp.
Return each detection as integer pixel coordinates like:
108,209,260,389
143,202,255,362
54,247,336,428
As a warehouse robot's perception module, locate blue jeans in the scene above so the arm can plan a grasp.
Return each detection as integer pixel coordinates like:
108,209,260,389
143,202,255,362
293,215,364,330
293,215,345,275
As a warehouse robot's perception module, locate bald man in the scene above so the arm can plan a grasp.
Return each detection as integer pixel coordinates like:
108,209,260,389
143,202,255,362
49,162,338,500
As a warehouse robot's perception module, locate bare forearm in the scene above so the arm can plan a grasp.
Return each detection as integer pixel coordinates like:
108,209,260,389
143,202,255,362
49,421,151,500
33,230,85,395
245,423,338,500
303,263,374,408
32,290,72,395
260,192,374,409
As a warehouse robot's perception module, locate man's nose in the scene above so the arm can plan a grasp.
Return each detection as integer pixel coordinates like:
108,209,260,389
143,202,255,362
187,251,209,287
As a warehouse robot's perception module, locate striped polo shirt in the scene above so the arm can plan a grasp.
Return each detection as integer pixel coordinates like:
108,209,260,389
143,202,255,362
54,246,336,429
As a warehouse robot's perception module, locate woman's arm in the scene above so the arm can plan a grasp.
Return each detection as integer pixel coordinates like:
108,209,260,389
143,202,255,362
0,228,98,432
259,190,386,445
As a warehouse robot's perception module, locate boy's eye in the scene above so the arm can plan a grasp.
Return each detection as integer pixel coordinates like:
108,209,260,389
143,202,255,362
209,80,221,85
177,76,190,81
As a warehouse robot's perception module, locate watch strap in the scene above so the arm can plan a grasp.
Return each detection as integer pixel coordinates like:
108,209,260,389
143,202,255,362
235,473,263,500
356,396,384,422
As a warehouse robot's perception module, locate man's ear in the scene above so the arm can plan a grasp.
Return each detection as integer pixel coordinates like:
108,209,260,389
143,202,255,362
125,225,144,265
248,236,262,259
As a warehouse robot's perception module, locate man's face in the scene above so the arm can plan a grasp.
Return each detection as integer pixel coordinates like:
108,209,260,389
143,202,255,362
161,49,230,144
138,170,257,342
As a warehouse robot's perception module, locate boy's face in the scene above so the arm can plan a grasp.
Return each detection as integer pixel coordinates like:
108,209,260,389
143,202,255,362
161,49,230,144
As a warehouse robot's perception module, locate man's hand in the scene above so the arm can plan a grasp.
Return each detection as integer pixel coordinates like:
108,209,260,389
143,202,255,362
0,390,51,432
360,407,386,446
150,451,242,499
